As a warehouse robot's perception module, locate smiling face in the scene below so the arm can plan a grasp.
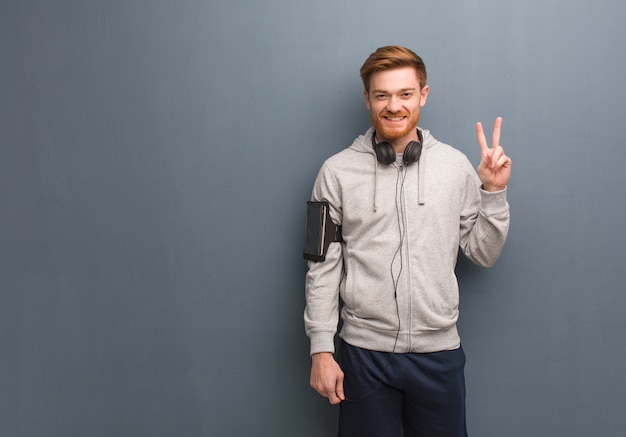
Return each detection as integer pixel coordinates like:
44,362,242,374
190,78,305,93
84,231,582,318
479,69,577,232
364,66,429,151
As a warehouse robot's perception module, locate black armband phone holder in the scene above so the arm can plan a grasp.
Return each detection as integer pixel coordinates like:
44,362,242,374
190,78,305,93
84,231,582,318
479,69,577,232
303,201,343,262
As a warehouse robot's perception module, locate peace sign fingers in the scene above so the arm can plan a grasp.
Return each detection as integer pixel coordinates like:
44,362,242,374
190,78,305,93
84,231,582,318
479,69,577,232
475,117,511,192
476,117,502,157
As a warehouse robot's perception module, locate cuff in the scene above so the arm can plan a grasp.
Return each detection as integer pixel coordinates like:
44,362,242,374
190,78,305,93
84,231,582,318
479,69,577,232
309,331,336,355
479,186,509,214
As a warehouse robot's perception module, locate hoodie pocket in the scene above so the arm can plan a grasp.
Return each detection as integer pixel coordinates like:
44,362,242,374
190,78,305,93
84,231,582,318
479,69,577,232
341,256,402,331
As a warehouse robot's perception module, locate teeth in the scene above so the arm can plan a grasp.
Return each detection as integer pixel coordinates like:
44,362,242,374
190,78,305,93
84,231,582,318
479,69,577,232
386,116,405,121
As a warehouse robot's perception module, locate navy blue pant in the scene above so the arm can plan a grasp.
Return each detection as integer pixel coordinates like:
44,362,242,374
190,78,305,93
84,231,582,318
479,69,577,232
337,340,468,437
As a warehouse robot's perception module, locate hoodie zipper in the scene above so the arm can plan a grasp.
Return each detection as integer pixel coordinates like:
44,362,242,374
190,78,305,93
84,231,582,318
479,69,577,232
396,162,413,353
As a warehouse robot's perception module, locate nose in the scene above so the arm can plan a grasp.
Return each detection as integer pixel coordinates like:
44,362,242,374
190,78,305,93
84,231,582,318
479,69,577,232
386,95,401,113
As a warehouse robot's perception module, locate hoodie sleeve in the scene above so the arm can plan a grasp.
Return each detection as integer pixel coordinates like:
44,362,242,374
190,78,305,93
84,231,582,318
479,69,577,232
459,168,510,268
304,162,344,355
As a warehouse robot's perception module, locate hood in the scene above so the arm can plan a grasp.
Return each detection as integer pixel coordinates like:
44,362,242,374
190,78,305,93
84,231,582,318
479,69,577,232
348,127,437,211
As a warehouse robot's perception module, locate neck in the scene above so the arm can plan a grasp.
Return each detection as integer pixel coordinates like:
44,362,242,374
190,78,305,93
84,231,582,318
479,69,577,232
376,129,421,153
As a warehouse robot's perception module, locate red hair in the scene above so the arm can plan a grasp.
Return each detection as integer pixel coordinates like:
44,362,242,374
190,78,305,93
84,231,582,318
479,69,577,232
360,46,427,91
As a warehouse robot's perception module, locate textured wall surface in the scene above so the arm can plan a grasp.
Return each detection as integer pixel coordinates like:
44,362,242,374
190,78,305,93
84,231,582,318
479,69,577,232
2,1,625,435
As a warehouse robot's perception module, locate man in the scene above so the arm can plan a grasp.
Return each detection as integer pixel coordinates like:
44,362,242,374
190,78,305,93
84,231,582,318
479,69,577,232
304,45,511,436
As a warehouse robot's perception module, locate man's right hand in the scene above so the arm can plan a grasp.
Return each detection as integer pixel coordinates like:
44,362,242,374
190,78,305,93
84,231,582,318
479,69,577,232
310,352,345,404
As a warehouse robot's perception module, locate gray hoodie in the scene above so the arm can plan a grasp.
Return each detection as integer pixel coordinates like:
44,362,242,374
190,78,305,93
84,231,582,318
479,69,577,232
304,127,510,355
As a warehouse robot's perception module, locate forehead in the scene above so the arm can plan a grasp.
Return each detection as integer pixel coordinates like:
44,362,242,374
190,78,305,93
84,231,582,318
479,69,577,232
368,66,420,92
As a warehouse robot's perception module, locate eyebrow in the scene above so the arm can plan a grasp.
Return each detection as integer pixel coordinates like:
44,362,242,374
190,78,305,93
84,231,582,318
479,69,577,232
372,87,417,94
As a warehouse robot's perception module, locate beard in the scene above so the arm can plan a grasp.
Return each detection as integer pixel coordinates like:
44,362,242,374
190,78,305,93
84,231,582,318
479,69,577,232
370,110,420,142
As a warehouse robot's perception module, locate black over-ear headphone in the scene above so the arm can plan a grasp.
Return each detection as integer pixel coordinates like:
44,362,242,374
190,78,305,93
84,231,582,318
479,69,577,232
372,129,423,166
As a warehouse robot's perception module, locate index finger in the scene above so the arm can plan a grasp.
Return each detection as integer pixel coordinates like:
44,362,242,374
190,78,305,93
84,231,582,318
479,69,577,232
476,121,488,153
336,372,345,401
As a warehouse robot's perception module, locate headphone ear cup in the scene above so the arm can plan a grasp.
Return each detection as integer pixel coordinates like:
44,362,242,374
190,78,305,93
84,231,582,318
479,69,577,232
403,140,422,165
374,141,396,165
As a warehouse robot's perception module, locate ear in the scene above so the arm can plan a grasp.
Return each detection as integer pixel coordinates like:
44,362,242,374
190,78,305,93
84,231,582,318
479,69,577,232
364,88,372,110
420,85,430,107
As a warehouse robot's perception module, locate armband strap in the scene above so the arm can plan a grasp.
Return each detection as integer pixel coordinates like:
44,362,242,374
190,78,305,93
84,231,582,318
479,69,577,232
303,201,343,262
